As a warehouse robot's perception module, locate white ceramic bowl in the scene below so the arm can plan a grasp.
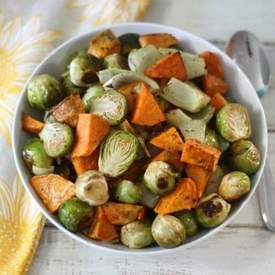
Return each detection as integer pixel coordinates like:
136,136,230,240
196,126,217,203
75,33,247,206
12,22,268,254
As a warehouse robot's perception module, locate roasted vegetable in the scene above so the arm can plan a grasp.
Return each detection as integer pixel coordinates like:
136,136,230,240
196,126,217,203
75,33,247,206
151,214,186,248
200,51,224,79
118,82,140,112
72,114,109,157
216,103,251,142
113,179,142,204
22,138,54,175
189,105,215,123
82,84,105,112
90,89,127,125
121,221,154,249
204,165,225,196
174,210,198,237
209,93,227,110
137,181,159,208
99,130,139,177
181,52,206,79
203,74,228,97
161,78,210,113
154,178,198,214
153,150,183,172
218,171,251,201
39,122,74,158
139,33,177,48
27,74,63,110
144,161,177,196
22,113,44,135
30,174,75,213
166,108,191,127
204,128,220,149
75,170,109,206
61,71,85,95
97,68,128,84
230,140,261,175
178,119,206,143
195,193,231,228
104,53,127,69
58,198,93,232
119,33,140,55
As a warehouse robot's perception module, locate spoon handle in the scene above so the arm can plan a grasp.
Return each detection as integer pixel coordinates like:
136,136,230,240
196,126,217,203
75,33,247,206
258,158,275,231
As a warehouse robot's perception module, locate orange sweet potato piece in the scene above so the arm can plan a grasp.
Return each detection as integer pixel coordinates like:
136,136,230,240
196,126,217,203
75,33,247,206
185,164,211,198
181,139,221,171
88,206,118,241
200,51,224,79
88,29,121,58
30,174,75,213
153,150,183,172
72,148,99,176
139,33,177,48
103,202,146,225
131,83,165,126
72,114,110,157
209,93,227,110
150,127,184,151
145,52,187,80
52,94,84,127
154,178,198,214
22,113,44,135
202,74,228,97
118,82,141,112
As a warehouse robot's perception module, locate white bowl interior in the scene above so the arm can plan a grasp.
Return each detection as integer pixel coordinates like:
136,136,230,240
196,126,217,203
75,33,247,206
12,22,267,254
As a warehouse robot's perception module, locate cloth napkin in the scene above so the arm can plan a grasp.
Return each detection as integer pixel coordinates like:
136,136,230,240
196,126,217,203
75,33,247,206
0,0,150,273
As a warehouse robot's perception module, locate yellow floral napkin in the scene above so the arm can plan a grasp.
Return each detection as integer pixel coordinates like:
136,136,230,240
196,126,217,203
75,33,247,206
0,0,150,274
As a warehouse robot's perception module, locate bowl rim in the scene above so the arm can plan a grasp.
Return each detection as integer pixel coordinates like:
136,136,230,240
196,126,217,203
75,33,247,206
12,21,268,254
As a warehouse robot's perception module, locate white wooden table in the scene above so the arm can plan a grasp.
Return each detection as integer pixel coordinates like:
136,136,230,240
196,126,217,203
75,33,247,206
30,1,275,274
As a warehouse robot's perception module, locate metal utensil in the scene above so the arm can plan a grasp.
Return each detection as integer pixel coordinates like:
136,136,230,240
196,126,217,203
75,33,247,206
225,31,275,231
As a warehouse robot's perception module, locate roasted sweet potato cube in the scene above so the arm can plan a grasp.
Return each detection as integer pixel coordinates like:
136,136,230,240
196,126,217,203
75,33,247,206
153,150,183,172
181,139,221,171
88,29,121,58
22,113,44,135
200,51,224,79
30,174,75,213
202,74,228,97
118,82,141,112
209,93,227,110
139,33,177,48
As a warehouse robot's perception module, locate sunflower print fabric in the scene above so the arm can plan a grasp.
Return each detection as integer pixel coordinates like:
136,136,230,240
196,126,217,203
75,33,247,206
0,1,149,274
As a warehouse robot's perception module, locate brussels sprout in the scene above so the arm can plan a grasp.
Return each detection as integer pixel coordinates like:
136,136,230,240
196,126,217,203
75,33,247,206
69,55,98,87
204,165,225,195
120,221,154,249
58,198,93,232
39,122,74,158
113,179,142,204
27,74,63,110
204,128,220,149
230,140,261,175
22,138,54,175
174,210,198,237
119,33,140,55
64,48,88,69
216,103,251,142
137,181,159,208
195,193,231,228
218,171,251,201
152,215,186,248
189,105,215,124
90,89,127,125
43,110,57,123
161,78,210,113
144,161,177,196
104,53,127,69
99,130,139,177
82,84,105,112
97,69,128,84
218,134,230,152
61,71,85,95
128,45,160,73
75,170,109,206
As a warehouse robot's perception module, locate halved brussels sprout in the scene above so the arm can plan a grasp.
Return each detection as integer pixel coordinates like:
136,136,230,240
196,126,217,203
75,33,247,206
137,181,159,208
64,48,88,69
195,193,231,228
230,139,261,175
189,105,215,124
216,103,251,142
113,179,142,204
104,53,127,69
204,128,220,149
128,45,160,73
97,69,128,84
82,84,105,112
204,165,225,196
90,89,127,125
120,221,154,249
27,74,63,110
75,170,109,206
174,210,198,237
119,33,140,55
61,71,85,95
22,138,54,175
218,171,251,201
99,130,139,177
58,198,93,232
69,55,98,87
161,78,210,113
152,214,186,248
39,122,74,158
144,161,177,196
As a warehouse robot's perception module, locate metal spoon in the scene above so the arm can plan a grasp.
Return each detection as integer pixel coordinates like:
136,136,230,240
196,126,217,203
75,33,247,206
225,31,275,231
